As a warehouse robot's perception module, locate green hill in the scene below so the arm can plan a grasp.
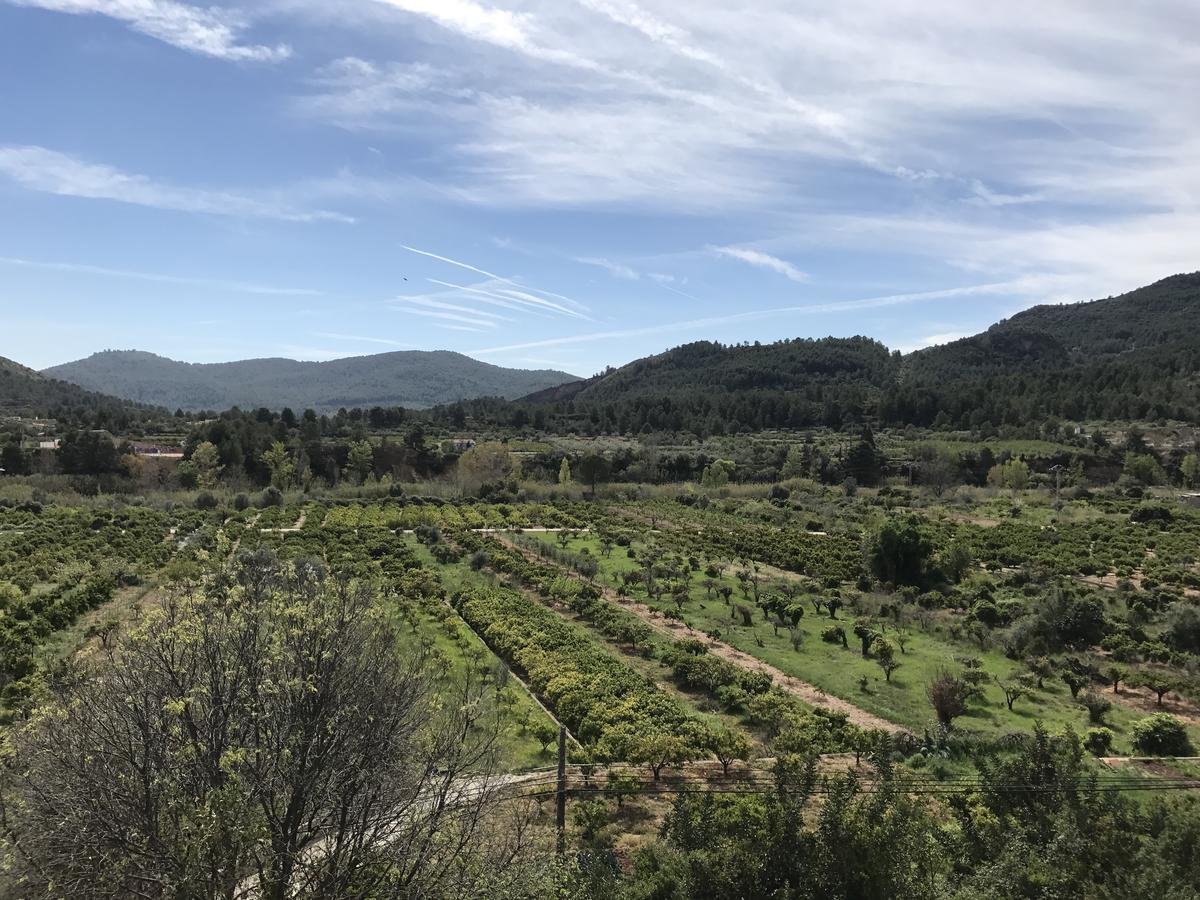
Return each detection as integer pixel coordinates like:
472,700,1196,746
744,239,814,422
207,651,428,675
44,350,581,413
888,273,1200,425
0,354,152,422
494,273,1199,434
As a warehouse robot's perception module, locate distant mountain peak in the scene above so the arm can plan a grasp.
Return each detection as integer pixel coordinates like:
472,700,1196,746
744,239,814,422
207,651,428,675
43,349,582,412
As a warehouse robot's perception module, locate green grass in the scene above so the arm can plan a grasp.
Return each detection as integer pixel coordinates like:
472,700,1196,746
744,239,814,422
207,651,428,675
536,531,1196,753
399,536,554,770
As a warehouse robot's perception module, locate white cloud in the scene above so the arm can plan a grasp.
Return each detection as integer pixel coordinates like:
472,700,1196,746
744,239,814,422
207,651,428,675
10,0,289,61
966,180,1044,207
391,302,502,330
399,244,591,316
649,274,699,300
293,0,1200,278
0,145,353,222
373,0,530,50
575,256,639,280
709,245,808,282
394,295,511,321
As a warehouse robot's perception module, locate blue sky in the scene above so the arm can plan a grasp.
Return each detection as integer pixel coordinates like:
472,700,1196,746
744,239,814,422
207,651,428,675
1,1,1197,376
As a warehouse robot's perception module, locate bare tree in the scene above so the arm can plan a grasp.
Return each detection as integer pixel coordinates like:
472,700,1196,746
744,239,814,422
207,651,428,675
0,553,532,900
927,668,972,728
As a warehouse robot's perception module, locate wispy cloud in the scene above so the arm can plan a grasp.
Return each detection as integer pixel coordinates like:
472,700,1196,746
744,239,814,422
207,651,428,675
0,145,353,222
294,0,1200,280
473,281,1016,355
401,243,511,283
0,254,322,296
966,180,1044,207
394,295,510,321
313,332,414,348
576,256,639,280
370,0,596,69
399,243,590,316
709,245,808,282
373,0,529,50
391,303,501,330
648,272,699,300
10,0,290,61
426,278,556,316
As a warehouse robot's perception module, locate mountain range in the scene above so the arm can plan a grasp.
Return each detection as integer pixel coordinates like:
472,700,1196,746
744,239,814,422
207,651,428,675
42,351,581,413
8,273,1199,427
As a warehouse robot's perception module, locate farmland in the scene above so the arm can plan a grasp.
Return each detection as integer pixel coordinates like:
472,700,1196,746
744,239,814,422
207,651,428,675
5,440,1200,898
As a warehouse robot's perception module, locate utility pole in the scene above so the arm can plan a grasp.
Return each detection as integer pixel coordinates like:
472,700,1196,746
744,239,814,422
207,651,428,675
555,724,567,855
1049,464,1064,499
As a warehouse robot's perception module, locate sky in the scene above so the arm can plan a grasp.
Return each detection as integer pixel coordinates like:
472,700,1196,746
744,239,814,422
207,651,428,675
1,1,1197,376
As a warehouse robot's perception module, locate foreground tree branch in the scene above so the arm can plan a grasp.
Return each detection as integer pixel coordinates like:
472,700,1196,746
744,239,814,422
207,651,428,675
0,552,533,899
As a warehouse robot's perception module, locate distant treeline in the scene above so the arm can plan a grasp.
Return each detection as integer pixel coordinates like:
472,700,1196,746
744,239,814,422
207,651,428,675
6,404,1196,500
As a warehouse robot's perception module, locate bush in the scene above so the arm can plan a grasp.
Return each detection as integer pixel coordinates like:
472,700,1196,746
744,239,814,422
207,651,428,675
767,484,790,503
257,487,284,508
194,492,218,511
821,625,847,647
1079,691,1112,724
571,799,611,846
233,493,250,512
1130,505,1173,524
414,525,442,545
1084,728,1114,757
1131,713,1193,756
430,543,463,564
927,669,973,728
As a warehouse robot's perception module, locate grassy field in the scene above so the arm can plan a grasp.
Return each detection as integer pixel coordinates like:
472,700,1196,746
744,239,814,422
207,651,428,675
532,530,1193,754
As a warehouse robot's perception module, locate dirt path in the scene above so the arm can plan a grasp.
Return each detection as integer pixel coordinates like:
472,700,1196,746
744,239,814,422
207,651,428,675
1098,757,1200,782
1107,684,1200,728
262,510,306,533
496,536,905,734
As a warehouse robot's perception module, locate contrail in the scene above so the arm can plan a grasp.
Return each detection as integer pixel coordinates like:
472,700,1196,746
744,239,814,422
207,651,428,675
400,244,591,316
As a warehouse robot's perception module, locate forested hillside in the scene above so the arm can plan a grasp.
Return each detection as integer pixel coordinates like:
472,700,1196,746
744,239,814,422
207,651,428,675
449,273,1200,435
887,273,1200,426
44,350,580,412
15,273,1200,436
0,354,158,428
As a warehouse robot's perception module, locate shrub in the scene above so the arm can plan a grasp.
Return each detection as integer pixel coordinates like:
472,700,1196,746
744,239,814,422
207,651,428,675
927,669,972,728
1079,691,1112,724
571,799,610,846
257,487,284,508
430,543,463,564
821,625,847,647
1084,728,1114,757
194,492,218,511
1131,714,1193,757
